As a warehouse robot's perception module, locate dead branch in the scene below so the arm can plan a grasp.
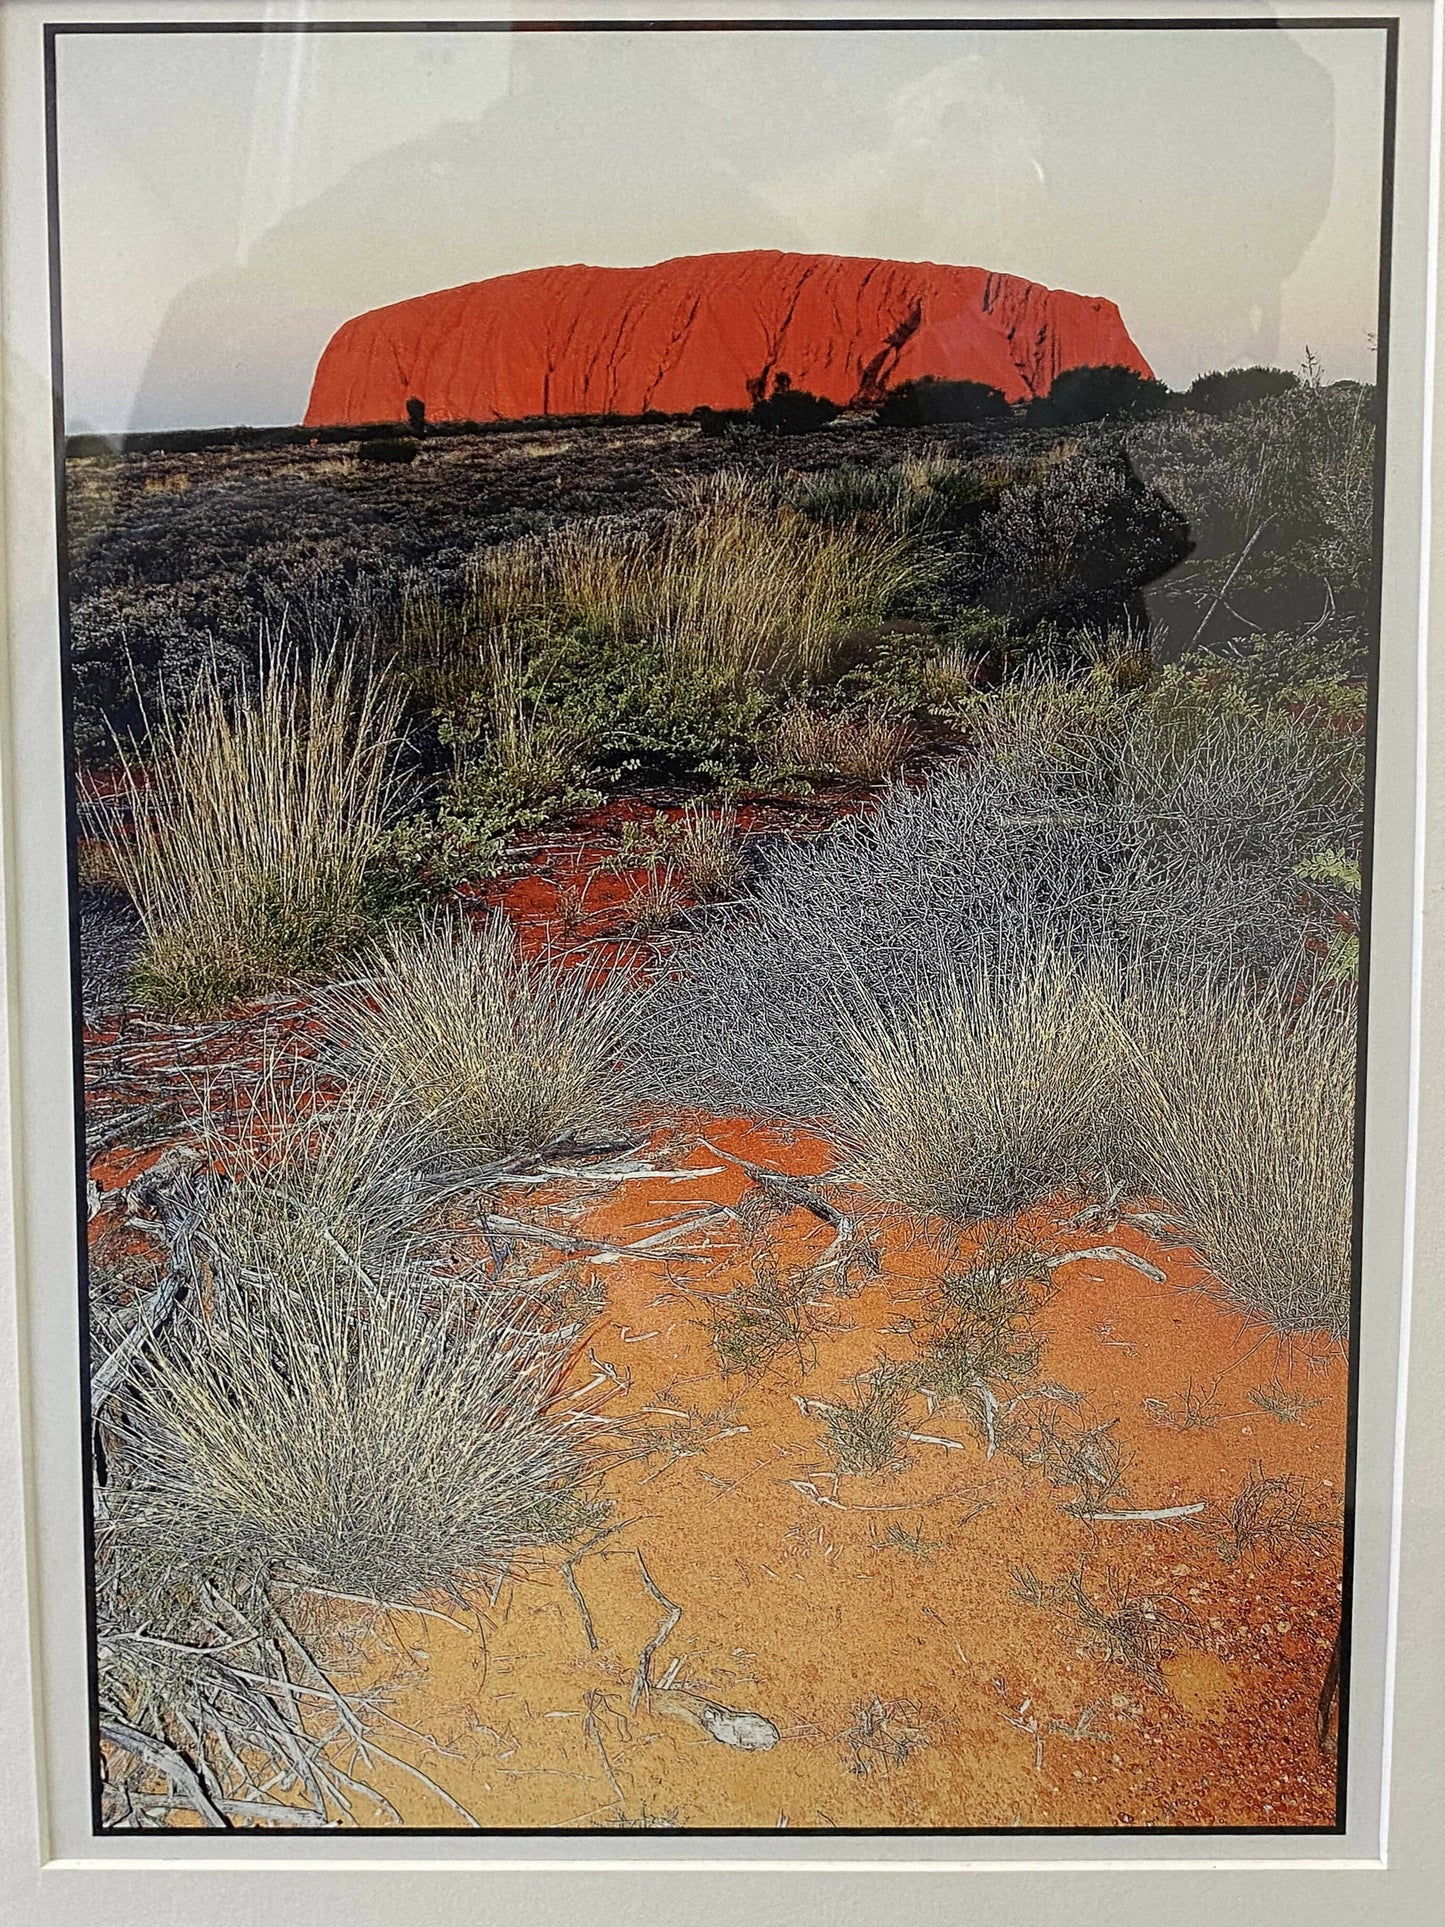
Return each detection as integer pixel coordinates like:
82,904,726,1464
630,1552,682,1713
99,1718,229,1830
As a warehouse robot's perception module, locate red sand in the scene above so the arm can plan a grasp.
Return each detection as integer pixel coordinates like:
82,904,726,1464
87,803,1346,1832
312,1118,1344,1831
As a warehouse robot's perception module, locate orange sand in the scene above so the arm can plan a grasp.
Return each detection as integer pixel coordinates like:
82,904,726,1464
308,1115,1345,1833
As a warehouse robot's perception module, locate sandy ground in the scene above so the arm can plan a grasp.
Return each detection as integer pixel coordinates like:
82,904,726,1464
301,1114,1345,1833
86,795,1347,1832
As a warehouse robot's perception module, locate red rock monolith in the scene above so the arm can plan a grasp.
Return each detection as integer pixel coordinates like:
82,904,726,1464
304,249,1152,426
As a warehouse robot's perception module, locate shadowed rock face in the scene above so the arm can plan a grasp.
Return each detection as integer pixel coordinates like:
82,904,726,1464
303,249,1152,426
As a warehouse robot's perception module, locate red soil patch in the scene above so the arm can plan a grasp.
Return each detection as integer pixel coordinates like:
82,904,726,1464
318,1116,1344,1832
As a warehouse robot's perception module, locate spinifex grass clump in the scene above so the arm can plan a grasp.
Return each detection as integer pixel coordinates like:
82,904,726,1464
820,945,1114,1224
641,661,1360,1119
1115,977,1355,1336
465,469,919,687
114,1255,590,1604
770,705,917,783
190,1069,468,1286
106,646,401,1015
319,912,642,1158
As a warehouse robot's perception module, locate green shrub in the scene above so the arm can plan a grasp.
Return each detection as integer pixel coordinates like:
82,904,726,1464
1029,365,1175,426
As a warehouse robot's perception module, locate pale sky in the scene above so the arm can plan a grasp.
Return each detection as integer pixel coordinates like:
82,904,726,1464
53,23,1389,433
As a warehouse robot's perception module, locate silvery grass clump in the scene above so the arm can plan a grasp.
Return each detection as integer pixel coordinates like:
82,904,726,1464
1112,975,1357,1337
641,673,1360,1118
318,911,645,1159
110,1253,590,1604
180,1065,477,1289
818,941,1129,1223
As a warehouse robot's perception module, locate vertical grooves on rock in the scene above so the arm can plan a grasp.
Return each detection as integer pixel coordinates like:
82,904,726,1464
304,249,1151,427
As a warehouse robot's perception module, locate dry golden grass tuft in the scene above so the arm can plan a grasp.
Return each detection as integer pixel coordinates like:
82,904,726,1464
770,705,917,782
319,911,642,1158
104,645,402,1016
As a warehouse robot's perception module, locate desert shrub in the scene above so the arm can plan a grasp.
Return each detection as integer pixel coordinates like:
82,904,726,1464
318,912,642,1158
358,436,418,465
818,943,1120,1221
535,627,773,784
103,645,402,1015
1030,365,1174,426
111,1253,589,1603
749,377,838,434
640,669,1361,1117
971,447,1191,629
1126,378,1376,592
1187,366,1300,416
769,705,917,782
875,378,1011,427
1113,976,1355,1335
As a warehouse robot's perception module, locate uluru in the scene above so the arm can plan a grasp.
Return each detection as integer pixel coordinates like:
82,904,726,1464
304,249,1152,427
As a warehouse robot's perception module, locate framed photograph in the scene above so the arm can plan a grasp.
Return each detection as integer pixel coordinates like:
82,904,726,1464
2,2,1443,1921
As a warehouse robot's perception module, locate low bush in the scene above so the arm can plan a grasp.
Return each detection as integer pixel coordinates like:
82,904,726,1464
319,912,642,1158
640,666,1360,1119
1125,376,1376,595
1186,366,1300,416
103,645,402,1015
971,447,1191,630
875,378,1012,427
358,436,419,465
749,378,838,434
1029,365,1174,426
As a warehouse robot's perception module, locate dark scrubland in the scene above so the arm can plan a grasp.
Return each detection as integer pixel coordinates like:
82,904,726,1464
74,364,1371,1830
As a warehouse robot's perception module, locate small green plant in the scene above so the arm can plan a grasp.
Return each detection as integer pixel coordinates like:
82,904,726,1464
817,1360,914,1477
840,1695,936,1775
1012,1559,1198,1692
705,1253,826,1378
1247,1382,1323,1425
1208,1465,1335,1564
